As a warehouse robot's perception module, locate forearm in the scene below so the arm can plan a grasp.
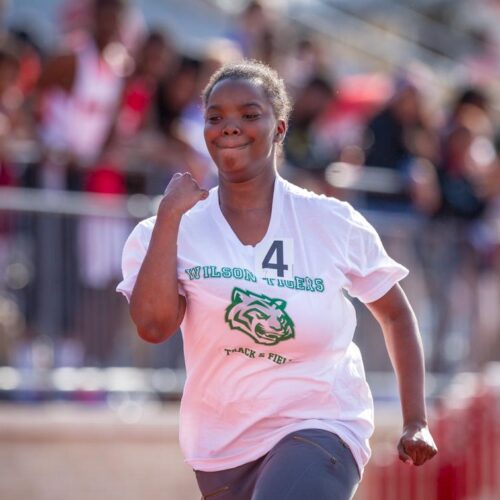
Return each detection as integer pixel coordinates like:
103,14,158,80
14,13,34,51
367,285,428,427
128,172,208,343
130,209,184,342
382,310,427,427
366,285,437,465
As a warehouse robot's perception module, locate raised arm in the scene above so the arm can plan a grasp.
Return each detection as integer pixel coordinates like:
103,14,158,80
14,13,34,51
129,173,208,343
365,284,438,466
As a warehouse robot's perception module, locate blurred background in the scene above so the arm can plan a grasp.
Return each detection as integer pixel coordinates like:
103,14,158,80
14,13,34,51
0,0,499,498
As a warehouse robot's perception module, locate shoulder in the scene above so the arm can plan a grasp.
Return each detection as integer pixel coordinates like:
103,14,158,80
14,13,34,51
129,188,215,241
280,177,358,226
137,215,157,230
126,215,156,246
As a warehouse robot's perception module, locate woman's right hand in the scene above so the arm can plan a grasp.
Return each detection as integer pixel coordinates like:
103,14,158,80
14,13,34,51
159,172,209,217
398,422,438,466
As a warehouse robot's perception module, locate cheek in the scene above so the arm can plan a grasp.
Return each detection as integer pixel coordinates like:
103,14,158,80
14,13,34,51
250,123,276,147
203,124,216,145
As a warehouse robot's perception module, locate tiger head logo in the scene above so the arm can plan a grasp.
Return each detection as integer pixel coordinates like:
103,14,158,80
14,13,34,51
224,287,295,346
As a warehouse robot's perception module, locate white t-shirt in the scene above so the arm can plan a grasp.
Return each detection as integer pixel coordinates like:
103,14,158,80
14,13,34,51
117,175,408,476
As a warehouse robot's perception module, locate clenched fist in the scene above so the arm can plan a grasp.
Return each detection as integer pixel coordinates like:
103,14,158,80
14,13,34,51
398,423,438,466
159,172,209,218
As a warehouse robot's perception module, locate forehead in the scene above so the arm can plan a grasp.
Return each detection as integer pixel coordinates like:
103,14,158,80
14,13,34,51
206,78,271,108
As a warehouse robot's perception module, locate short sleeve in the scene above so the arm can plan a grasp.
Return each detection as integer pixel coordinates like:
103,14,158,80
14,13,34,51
343,209,409,303
116,222,149,302
116,219,186,302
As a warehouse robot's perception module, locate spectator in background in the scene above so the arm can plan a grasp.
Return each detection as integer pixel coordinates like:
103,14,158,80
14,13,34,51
9,28,42,102
280,37,329,95
0,47,21,185
0,28,43,191
476,133,500,366
283,74,336,193
156,56,201,136
0,38,37,185
0,46,23,288
23,0,133,365
108,29,177,194
228,0,276,64
114,30,176,143
153,56,212,190
362,75,440,214
58,0,145,55
437,89,492,220
35,0,132,191
422,87,497,372
0,35,44,372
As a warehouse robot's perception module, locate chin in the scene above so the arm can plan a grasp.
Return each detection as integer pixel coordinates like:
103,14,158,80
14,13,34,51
218,167,249,183
223,172,256,183
216,151,247,173
216,160,251,181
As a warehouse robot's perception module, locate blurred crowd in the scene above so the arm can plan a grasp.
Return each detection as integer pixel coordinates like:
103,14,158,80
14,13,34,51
0,0,500,376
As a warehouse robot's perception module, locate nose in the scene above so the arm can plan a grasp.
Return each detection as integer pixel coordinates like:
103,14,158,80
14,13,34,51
222,121,241,136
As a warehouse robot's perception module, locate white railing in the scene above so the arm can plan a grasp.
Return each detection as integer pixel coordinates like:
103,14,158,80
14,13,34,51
0,183,495,397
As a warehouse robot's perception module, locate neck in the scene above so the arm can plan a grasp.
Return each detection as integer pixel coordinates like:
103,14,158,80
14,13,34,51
218,167,277,213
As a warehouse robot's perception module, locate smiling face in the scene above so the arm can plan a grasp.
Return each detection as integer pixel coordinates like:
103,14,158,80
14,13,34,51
204,78,286,182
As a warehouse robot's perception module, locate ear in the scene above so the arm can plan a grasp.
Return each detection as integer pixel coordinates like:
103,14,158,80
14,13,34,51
274,119,287,143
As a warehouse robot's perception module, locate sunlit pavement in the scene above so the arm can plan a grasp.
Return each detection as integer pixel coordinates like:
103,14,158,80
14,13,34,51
0,400,406,500
0,401,200,500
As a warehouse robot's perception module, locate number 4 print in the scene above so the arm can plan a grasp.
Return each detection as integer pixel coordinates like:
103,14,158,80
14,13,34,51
263,241,288,277
257,239,294,279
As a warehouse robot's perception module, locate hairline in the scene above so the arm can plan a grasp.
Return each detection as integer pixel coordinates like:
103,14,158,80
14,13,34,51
204,75,284,121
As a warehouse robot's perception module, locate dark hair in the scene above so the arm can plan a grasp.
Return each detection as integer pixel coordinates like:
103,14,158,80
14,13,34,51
93,0,127,11
156,56,202,131
454,87,488,110
0,46,20,70
202,59,292,122
303,75,335,97
144,30,170,48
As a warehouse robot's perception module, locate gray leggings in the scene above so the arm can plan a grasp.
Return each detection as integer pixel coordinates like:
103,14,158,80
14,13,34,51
195,428,361,500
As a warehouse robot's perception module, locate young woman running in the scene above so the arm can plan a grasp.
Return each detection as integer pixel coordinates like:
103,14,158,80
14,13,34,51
118,60,437,499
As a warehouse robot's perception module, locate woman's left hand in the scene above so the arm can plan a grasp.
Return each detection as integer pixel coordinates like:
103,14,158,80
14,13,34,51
397,422,438,466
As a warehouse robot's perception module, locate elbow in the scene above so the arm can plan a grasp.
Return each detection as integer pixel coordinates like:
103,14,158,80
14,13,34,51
134,316,179,343
129,293,183,344
136,323,173,344
129,305,178,345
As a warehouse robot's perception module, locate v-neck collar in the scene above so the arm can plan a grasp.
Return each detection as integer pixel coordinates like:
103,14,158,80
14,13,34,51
211,175,284,251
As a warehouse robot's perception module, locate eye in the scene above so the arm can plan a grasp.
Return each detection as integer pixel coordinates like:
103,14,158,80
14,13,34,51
243,113,260,120
206,115,221,124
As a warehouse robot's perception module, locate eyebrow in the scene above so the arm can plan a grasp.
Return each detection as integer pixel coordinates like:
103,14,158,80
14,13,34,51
206,102,264,112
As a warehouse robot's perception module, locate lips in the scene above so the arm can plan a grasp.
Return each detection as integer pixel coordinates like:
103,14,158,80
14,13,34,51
214,141,251,149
